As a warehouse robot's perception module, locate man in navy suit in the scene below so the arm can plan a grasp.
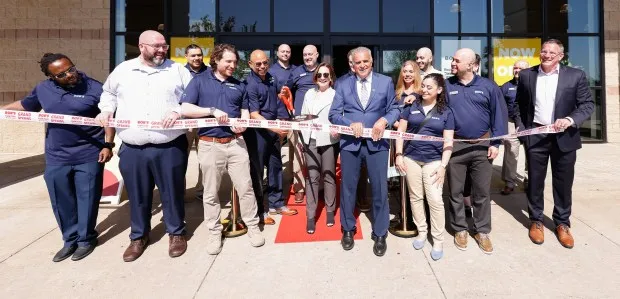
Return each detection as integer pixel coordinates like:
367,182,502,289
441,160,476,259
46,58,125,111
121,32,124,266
514,39,594,249
329,47,400,256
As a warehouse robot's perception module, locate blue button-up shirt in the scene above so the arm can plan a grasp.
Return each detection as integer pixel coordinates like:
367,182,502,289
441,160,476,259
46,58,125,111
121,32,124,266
500,78,518,121
21,73,105,166
185,63,209,78
445,75,508,147
245,71,279,120
181,69,247,138
270,62,296,119
286,65,317,115
400,101,455,162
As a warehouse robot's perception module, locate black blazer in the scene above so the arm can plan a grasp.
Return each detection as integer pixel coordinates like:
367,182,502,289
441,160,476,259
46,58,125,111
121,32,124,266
514,65,594,152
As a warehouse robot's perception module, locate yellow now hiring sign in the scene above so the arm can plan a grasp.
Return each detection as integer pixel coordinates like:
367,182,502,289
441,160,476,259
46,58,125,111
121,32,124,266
170,37,215,64
493,38,541,85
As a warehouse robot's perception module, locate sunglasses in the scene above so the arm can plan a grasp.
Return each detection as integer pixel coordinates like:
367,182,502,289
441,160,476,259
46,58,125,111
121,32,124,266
316,72,330,79
253,61,269,67
53,66,77,79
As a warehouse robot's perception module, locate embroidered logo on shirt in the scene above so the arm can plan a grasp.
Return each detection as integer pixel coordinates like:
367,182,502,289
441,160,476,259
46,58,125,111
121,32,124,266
225,83,236,87
73,95,85,98
474,90,484,94
449,91,458,95
411,111,421,114
431,117,441,120
300,73,307,77
509,87,516,91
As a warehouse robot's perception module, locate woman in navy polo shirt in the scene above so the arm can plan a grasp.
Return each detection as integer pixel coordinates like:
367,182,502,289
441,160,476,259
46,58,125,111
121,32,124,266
394,73,454,261
1,53,114,262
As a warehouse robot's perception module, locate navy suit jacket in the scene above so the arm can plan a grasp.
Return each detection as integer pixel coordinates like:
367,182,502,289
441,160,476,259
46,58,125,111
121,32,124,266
514,65,594,152
329,72,400,152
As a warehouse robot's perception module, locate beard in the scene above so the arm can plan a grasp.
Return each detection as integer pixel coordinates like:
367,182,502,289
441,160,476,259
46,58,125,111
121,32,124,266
145,52,165,66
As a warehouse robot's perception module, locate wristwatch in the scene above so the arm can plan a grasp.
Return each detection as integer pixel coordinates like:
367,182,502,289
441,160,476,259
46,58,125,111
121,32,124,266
103,142,116,149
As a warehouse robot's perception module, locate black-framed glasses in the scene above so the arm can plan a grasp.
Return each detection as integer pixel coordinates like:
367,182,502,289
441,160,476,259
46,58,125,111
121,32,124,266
52,66,77,79
142,43,170,51
316,72,330,79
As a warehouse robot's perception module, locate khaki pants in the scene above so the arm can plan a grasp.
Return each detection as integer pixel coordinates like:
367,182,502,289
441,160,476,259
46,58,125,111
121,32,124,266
186,129,203,191
502,121,521,188
198,137,259,235
403,157,445,246
288,131,306,194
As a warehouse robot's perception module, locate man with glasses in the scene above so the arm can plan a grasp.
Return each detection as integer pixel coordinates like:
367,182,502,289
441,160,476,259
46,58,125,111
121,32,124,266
96,30,193,262
2,53,115,262
245,49,297,225
513,39,594,249
285,44,320,203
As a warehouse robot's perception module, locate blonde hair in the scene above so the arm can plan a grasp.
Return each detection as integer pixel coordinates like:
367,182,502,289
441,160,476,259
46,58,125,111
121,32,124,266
395,60,422,99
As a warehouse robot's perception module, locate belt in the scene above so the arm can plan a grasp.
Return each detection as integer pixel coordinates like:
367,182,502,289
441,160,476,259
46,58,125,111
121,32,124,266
455,132,490,144
199,134,242,144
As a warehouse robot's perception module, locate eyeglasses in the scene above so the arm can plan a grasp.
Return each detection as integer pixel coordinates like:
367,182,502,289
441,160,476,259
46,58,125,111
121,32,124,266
142,43,170,51
253,61,269,67
316,72,330,79
540,50,561,58
52,66,77,79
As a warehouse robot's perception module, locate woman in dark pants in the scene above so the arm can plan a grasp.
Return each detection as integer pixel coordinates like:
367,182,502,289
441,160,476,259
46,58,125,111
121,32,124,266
300,62,340,234
1,53,114,262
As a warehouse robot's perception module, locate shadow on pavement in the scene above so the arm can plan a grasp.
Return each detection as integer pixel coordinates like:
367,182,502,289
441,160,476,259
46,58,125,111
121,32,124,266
0,154,45,189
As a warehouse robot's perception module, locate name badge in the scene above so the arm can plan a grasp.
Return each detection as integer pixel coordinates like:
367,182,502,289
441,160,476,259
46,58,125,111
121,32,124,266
449,91,458,95
300,73,307,77
411,111,421,115
474,90,484,94
225,83,236,87
431,116,440,120
73,95,85,98
509,87,516,91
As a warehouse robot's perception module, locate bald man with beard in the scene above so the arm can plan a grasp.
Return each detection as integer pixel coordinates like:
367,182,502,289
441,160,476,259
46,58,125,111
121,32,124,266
416,47,442,77
96,30,193,262
245,50,298,226
444,48,507,255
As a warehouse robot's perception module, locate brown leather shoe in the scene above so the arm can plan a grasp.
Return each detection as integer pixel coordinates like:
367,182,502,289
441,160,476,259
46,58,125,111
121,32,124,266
294,192,304,204
474,233,494,254
123,237,149,262
556,224,574,249
501,186,514,195
269,206,298,216
454,231,468,250
169,235,187,258
259,215,276,225
528,221,544,244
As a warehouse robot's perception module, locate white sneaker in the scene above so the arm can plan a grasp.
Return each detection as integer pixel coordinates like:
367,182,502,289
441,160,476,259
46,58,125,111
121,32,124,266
247,226,265,247
206,234,222,255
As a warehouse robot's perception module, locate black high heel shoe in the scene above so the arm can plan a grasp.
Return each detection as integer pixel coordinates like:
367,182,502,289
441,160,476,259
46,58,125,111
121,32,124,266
306,218,315,234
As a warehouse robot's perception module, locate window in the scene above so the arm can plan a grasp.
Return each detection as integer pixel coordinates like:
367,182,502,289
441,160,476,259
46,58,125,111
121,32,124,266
434,0,487,33
382,0,430,33
547,0,599,34
561,36,601,87
118,0,164,32
114,35,140,66
491,0,542,33
274,0,323,32
331,0,379,32
235,50,271,80
219,0,270,32
434,36,488,77
170,0,216,33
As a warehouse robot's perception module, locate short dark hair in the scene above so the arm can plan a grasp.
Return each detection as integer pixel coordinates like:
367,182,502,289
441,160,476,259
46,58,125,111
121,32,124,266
185,44,202,55
39,53,72,76
543,38,565,53
209,43,239,69
312,62,336,87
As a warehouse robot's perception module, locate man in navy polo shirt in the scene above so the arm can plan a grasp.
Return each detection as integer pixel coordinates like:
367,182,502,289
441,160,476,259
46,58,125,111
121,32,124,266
2,53,115,262
184,44,209,77
500,60,529,195
245,49,298,225
181,43,264,255
445,48,508,255
270,44,296,120
285,44,319,203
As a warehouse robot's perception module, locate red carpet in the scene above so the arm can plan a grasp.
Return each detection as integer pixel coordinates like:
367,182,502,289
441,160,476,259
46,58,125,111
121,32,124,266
274,160,364,244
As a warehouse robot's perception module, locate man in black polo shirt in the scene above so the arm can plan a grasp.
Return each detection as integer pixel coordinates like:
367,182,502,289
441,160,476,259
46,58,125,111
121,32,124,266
445,48,508,255
180,43,264,255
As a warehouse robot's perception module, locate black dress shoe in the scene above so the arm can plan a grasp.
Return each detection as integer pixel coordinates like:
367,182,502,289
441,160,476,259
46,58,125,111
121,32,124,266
371,234,387,257
53,245,77,262
341,230,355,250
71,240,98,261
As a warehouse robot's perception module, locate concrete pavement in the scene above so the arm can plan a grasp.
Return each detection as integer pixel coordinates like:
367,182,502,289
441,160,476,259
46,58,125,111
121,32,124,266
0,143,619,298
